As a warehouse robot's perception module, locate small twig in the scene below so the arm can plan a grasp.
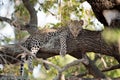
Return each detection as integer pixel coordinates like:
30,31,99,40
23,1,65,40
2,54,20,62
61,58,86,72
93,54,101,63
0,16,12,24
102,64,120,72
101,56,108,68
76,72,88,78
0,16,24,29
0,54,7,64
16,52,27,59
38,1,57,16
39,59,61,70
0,33,9,39
17,44,36,58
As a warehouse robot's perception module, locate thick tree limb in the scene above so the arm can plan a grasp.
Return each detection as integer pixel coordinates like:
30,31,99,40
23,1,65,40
76,64,120,78
0,29,119,78
22,0,37,26
82,55,106,78
21,0,39,35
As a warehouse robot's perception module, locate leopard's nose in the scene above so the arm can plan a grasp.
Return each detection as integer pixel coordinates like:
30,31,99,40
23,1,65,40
72,33,78,38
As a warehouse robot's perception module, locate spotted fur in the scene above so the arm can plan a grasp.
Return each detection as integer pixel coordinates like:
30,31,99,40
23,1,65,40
20,20,84,76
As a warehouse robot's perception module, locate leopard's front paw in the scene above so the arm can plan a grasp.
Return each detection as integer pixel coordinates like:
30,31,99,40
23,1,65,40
60,49,67,57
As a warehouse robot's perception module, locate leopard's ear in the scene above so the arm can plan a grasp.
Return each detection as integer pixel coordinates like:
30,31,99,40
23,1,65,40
79,20,84,25
66,20,72,25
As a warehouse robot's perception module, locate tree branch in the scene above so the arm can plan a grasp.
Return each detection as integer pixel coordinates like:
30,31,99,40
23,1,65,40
56,59,87,80
22,0,37,26
0,29,119,78
0,16,12,24
102,64,120,72
0,16,26,30
0,0,38,34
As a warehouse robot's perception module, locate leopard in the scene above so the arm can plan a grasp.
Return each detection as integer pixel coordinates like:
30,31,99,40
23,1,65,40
20,20,84,76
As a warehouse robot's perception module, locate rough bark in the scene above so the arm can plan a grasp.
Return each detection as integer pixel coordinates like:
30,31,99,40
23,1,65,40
0,29,119,78
86,0,120,27
0,29,119,63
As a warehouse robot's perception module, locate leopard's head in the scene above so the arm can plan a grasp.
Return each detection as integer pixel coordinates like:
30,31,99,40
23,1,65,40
68,20,84,38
